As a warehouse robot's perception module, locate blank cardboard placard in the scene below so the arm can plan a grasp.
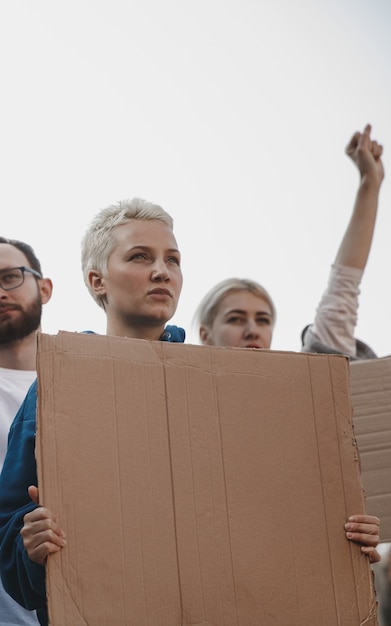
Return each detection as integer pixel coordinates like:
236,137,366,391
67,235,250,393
36,332,378,626
350,356,391,543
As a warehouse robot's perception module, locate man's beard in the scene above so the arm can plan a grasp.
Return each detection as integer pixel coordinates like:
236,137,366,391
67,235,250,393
0,297,42,344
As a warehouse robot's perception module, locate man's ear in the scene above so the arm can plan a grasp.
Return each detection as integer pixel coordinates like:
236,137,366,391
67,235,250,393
39,278,53,305
199,325,213,345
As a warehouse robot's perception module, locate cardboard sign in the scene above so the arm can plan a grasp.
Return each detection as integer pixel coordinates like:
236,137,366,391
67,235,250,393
36,332,378,626
351,356,391,543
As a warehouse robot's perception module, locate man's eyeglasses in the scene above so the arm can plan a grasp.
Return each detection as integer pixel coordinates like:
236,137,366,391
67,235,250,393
0,266,43,291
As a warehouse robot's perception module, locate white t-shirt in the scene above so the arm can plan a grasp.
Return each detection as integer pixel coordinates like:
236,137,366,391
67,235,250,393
0,366,40,625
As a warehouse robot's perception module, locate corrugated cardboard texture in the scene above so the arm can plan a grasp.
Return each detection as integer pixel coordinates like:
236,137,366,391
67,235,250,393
36,332,377,626
350,357,391,543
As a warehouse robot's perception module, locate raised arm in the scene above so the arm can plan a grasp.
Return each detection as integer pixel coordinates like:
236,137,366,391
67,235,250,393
301,124,385,358
335,124,384,269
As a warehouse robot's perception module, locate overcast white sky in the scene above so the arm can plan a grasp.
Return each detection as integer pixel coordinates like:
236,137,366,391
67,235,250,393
1,0,391,354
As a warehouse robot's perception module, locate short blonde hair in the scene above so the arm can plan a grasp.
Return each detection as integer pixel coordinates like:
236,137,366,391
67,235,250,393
81,197,174,307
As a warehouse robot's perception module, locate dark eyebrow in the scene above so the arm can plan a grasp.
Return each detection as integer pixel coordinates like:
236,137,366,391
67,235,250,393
224,309,246,316
224,308,271,317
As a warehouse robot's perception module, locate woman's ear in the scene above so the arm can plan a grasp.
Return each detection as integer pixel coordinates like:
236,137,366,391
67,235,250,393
199,325,213,345
88,270,106,298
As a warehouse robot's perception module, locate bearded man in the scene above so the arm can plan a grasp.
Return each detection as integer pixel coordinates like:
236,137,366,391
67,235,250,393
0,237,52,626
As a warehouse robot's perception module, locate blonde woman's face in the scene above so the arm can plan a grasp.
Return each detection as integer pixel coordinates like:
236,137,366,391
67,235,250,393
89,220,182,337
200,290,273,349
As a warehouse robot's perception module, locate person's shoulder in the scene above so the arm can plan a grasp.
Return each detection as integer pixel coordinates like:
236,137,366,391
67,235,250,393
301,324,377,360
